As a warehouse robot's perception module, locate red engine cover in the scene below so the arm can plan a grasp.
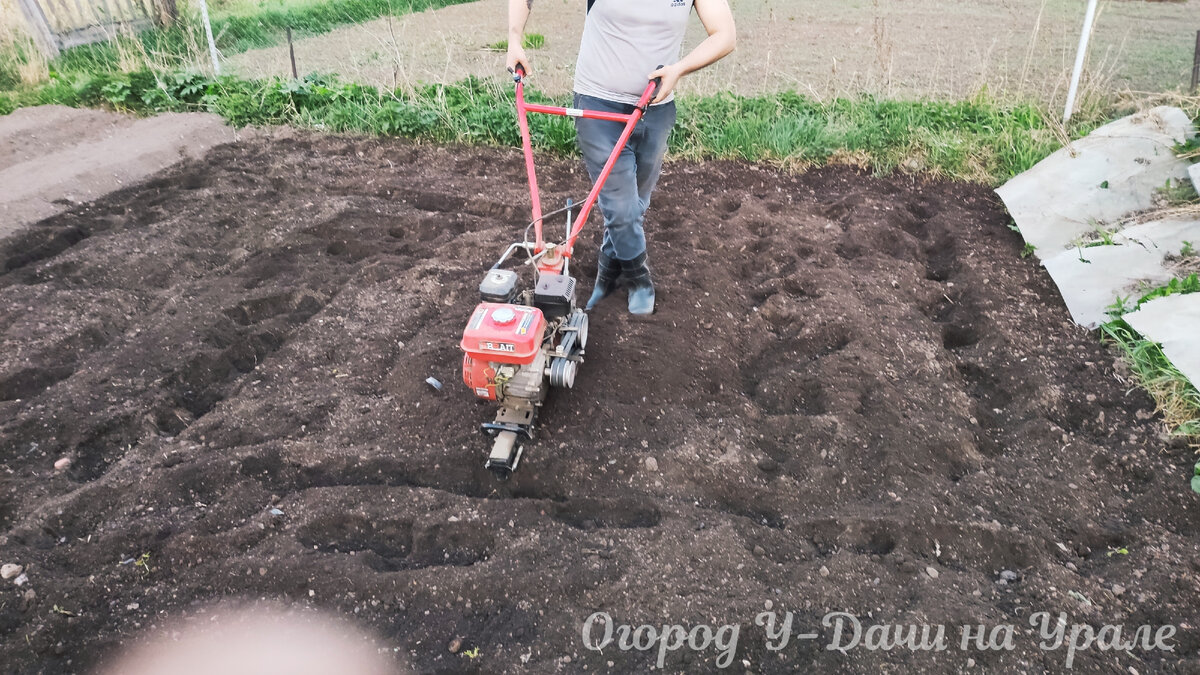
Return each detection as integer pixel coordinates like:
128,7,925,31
462,353,497,400
461,303,547,401
460,303,546,365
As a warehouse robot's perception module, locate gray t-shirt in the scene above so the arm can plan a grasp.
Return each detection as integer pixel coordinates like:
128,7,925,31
573,0,694,106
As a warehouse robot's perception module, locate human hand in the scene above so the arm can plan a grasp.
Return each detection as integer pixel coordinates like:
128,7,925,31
506,42,530,77
648,63,684,104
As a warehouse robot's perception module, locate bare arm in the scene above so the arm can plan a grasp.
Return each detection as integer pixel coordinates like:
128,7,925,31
506,0,533,73
650,0,736,103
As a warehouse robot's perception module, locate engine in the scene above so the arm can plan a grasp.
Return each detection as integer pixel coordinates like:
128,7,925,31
460,268,587,476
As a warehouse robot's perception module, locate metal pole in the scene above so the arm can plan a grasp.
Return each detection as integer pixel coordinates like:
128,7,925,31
1191,29,1199,94
1063,0,1098,125
287,26,298,79
197,0,221,75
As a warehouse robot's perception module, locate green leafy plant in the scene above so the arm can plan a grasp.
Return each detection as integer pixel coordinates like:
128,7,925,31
1105,294,1134,319
1083,228,1119,248
1135,273,1200,308
1193,461,1200,494
100,79,133,108
1175,136,1200,160
1181,241,1195,258
1155,177,1199,206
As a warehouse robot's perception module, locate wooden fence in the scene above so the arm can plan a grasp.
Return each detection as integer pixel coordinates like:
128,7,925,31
14,0,176,57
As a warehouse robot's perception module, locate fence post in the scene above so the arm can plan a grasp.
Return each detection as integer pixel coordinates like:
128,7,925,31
15,0,60,59
1063,0,1098,125
197,0,221,75
1191,29,1199,94
156,0,178,26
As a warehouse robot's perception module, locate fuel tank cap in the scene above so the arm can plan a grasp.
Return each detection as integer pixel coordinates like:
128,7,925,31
492,307,517,325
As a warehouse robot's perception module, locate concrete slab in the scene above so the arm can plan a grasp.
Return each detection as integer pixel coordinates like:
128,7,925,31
1190,162,1200,194
996,106,1195,257
1124,292,1200,390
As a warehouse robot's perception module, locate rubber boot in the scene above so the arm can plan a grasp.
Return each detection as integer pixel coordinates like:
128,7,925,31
585,251,621,311
620,252,655,315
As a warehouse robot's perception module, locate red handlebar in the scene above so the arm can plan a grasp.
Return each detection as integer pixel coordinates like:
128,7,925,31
513,68,660,258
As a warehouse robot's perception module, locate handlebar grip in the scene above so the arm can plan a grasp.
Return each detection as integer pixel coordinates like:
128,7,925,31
650,64,665,100
509,64,526,82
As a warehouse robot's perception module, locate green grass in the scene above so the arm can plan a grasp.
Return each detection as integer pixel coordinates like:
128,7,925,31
49,0,475,76
486,34,546,52
1155,176,1200,206
1103,273,1200,442
0,69,1090,185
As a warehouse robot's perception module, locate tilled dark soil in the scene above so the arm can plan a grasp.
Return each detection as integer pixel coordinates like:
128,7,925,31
1,133,1199,674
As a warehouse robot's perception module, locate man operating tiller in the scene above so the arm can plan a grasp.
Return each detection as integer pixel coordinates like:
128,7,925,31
506,0,736,315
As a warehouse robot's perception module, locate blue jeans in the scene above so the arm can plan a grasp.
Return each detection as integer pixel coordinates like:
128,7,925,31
573,93,676,262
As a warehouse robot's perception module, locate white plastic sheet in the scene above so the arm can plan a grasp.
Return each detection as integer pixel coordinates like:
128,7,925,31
996,106,1194,256
1041,217,1198,328
996,107,1200,390
1124,293,1200,390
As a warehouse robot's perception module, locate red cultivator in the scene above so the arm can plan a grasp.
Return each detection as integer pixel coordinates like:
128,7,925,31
459,68,660,479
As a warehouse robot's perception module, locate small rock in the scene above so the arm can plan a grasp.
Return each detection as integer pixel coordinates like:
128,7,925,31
425,377,443,391
756,457,779,473
644,457,658,472
966,658,976,668
1112,583,1126,597
1065,562,1078,572
53,457,71,471
764,599,773,611
999,570,1019,583
268,508,284,516
13,573,28,587
1,564,22,580
448,637,462,654
819,566,830,577
926,566,940,579
753,545,766,557
126,602,140,610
